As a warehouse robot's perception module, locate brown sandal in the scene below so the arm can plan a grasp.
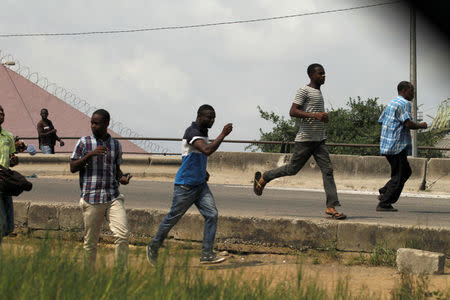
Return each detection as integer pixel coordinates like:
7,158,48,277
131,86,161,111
253,171,266,196
325,208,347,220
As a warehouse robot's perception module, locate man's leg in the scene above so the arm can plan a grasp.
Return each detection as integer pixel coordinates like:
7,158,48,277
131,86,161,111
379,150,407,208
148,185,197,263
195,183,218,252
107,194,129,268
80,199,107,265
263,142,314,182
384,150,411,205
195,183,226,263
0,193,7,242
313,141,340,208
3,195,14,235
40,145,52,154
254,142,314,196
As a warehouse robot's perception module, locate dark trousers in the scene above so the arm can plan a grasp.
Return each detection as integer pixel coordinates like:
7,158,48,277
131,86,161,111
379,149,412,206
0,193,14,241
263,141,340,208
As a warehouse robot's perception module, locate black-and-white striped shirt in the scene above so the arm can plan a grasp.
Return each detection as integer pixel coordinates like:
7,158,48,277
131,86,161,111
293,85,326,142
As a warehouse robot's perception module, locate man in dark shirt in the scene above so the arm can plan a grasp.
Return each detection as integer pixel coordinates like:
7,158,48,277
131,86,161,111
37,108,64,154
147,104,232,265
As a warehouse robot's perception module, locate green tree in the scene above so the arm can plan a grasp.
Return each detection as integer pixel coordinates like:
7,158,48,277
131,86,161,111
325,97,384,156
250,97,444,157
246,106,298,153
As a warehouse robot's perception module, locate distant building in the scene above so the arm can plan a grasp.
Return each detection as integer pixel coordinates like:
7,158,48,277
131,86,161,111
0,65,146,153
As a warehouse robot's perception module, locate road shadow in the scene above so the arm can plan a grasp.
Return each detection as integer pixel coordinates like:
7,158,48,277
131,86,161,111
408,211,450,214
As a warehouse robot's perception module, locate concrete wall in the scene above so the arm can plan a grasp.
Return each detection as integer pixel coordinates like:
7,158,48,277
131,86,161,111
14,152,449,193
13,201,450,255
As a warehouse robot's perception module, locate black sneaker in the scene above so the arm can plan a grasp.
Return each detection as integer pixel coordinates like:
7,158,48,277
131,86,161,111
376,205,398,212
146,244,159,266
200,251,226,264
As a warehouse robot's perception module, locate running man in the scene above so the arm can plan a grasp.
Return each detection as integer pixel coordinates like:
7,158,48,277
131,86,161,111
377,81,427,211
253,63,346,220
147,104,232,265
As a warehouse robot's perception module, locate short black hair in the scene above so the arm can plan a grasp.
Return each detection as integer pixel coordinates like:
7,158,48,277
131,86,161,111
197,104,215,116
92,109,110,123
397,81,412,93
41,108,48,113
307,63,323,76
0,105,3,112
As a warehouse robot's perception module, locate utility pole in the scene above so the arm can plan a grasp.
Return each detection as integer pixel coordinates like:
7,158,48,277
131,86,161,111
410,5,418,157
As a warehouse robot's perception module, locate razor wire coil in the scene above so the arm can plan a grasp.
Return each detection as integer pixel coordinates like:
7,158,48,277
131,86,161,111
1,50,172,154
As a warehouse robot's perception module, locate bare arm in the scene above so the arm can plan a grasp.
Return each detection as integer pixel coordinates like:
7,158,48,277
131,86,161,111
192,123,233,156
70,145,106,173
289,103,328,122
404,120,427,130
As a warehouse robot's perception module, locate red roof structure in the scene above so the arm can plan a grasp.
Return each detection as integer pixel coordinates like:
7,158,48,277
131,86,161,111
0,65,146,153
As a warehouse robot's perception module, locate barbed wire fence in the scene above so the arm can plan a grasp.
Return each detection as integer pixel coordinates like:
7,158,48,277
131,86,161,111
0,50,172,154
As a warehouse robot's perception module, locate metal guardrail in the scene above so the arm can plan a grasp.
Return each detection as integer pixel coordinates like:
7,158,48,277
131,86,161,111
18,137,450,153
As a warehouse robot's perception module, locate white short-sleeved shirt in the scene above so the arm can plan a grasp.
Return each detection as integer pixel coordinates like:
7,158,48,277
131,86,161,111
293,85,326,142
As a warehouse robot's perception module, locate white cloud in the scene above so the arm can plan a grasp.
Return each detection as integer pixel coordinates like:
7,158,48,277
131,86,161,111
0,0,448,148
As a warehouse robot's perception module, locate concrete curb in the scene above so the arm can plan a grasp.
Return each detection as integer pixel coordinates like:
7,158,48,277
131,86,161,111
15,153,449,193
14,201,450,255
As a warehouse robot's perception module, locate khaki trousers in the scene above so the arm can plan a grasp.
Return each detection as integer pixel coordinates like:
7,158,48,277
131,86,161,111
79,195,129,266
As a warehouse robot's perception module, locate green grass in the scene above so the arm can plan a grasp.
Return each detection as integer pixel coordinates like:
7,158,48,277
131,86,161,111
0,238,352,300
0,238,448,300
368,243,396,267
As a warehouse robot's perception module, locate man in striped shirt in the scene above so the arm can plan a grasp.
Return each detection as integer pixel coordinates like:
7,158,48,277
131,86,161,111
70,109,131,267
253,63,346,220
377,81,427,211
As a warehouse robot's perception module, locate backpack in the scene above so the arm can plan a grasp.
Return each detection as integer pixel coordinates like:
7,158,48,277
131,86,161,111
0,167,33,196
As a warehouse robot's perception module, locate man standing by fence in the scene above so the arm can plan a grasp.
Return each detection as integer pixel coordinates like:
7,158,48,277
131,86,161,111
37,108,64,154
147,104,232,265
70,109,131,267
377,81,427,211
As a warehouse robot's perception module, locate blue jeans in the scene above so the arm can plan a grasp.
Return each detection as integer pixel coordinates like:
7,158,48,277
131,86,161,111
40,145,54,154
0,193,14,241
151,183,218,251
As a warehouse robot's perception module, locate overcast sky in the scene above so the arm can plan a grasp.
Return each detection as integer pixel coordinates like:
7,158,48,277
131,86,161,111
1,0,449,152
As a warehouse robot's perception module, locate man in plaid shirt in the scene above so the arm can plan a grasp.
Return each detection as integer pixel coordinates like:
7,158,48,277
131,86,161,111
70,109,131,267
377,81,427,211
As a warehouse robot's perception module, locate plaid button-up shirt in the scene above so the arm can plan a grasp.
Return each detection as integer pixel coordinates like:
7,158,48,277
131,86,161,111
71,134,122,204
378,96,412,155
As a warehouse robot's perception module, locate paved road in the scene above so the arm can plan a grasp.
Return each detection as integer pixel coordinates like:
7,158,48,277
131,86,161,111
16,178,450,228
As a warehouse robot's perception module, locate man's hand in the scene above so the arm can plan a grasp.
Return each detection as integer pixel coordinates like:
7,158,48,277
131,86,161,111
205,171,210,182
315,112,329,123
221,123,233,137
59,140,65,147
419,122,427,129
119,174,132,185
9,154,18,167
90,145,107,157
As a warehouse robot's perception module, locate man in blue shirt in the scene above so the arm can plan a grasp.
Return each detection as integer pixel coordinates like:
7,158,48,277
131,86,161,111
147,104,232,265
377,81,427,211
